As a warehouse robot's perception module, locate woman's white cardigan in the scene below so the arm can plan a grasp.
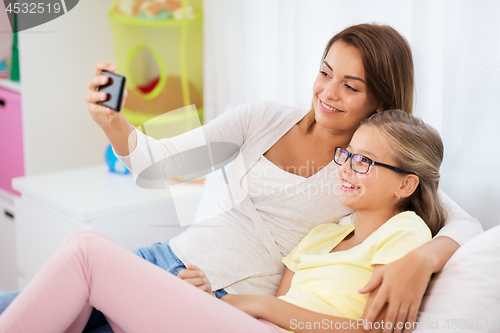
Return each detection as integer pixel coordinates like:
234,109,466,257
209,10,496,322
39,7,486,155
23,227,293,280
116,100,483,295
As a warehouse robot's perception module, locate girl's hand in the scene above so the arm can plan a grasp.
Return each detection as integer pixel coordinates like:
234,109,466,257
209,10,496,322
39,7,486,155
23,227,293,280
177,264,214,296
220,294,269,318
359,250,433,333
84,62,128,129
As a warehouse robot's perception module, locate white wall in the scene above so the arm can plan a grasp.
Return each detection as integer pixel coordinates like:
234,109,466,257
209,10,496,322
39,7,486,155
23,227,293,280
19,0,114,176
202,0,500,230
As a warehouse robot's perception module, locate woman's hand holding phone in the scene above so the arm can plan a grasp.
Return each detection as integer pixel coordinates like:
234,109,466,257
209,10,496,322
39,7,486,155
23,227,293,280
84,62,128,129
85,62,135,157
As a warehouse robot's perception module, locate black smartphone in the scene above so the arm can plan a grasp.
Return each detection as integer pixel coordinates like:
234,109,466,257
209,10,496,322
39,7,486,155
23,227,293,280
97,71,126,112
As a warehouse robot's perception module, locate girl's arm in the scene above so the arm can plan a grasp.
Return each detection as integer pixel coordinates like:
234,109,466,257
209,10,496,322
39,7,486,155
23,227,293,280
177,264,215,296
359,190,483,333
274,267,294,297
223,266,389,333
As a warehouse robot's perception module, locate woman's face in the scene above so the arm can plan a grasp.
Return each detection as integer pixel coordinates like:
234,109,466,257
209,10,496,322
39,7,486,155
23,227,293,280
313,41,381,132
337,126,404,212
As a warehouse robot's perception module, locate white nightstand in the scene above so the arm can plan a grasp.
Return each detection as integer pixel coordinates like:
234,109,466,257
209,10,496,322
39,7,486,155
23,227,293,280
12,164,204,289
0,188,16,292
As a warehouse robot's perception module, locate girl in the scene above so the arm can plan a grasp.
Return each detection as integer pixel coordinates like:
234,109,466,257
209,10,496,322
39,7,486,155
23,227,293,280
0,23,482,332
0,110,445,333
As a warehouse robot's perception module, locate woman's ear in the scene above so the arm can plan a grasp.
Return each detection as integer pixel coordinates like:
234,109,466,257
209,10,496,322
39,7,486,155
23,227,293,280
397,175,419,199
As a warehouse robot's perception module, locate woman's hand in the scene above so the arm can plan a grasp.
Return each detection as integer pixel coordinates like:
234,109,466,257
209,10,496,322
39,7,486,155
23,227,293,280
359,250,433,333
220,294,270,318
359,237,459,333
84,62,135,156
177,264,214,296
84,62,128,129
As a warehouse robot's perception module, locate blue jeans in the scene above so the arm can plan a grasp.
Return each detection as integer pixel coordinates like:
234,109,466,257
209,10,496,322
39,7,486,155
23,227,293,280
0,241,227,333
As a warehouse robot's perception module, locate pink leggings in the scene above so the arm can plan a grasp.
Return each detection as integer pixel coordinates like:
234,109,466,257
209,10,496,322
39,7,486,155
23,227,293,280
0,230,283,333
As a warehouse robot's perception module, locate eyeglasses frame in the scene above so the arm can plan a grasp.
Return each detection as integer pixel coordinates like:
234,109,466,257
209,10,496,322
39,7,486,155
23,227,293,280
334,147,416,175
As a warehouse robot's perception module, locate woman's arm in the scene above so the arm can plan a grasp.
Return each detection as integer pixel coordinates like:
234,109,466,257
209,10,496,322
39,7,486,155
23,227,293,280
359,191,483,333
113,100,264,179
359,236,459,333
434,188,483,245
86,62,268,178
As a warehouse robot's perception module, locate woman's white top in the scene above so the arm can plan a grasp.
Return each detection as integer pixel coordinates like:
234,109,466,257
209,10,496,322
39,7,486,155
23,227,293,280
244,155,307,200
116,100,484,295
243,155,307,256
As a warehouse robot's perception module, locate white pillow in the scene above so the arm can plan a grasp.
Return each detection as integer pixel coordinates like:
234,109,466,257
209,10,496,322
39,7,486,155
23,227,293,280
415,225,500,333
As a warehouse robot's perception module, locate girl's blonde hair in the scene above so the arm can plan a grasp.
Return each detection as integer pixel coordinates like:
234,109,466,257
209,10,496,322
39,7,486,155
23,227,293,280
306,23,415,132
360,110,446,236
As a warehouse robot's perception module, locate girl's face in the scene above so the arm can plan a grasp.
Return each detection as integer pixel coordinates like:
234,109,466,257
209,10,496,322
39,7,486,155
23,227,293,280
337,126,405,212
313,41,381,132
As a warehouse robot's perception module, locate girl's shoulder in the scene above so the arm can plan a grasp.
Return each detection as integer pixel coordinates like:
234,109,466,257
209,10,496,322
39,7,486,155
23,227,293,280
374,211,433,245
369,211,433,266
387,211,429,230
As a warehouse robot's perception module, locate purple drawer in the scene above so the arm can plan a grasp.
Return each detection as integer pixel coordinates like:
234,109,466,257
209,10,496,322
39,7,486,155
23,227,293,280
0,87,24,196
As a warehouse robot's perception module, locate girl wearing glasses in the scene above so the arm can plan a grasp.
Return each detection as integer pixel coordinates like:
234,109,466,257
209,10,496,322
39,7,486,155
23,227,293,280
0,24,482,332
0,110,445,332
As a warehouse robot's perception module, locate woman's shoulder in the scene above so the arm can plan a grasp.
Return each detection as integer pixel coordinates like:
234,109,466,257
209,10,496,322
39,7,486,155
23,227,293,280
229,100,309,139
208,100,305,134
235,100,306,118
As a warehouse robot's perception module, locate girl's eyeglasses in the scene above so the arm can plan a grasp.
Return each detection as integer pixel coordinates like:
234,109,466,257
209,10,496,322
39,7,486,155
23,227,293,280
334,147,416,175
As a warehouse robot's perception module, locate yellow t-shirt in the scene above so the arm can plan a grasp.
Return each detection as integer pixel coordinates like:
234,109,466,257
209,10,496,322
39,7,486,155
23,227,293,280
278,211,432,320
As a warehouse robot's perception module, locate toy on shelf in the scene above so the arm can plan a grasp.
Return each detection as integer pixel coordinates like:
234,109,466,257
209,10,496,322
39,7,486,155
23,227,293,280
113,0,195,21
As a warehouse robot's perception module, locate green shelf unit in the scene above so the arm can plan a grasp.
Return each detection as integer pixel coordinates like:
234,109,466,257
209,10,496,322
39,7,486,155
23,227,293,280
108,0,204,131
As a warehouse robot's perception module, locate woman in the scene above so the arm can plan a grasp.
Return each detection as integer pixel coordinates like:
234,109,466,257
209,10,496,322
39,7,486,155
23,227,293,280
0,23,482,333
0,110,448,332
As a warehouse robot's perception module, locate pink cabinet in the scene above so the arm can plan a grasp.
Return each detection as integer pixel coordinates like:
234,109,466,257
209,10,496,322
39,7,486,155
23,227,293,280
0,87,24,196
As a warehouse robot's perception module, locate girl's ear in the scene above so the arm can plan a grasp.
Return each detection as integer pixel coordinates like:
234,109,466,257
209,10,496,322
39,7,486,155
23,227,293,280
397,175,419,199
375,105,384,113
